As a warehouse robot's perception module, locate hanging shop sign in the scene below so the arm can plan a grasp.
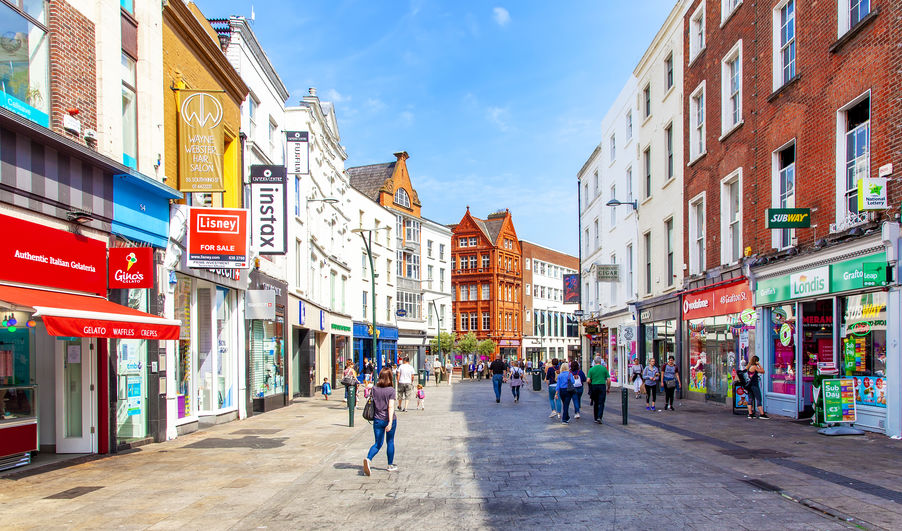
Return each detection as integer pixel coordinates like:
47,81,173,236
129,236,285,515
249,165,287,255
595,265,619,282
245,289,276,320
682,281,753,320
0,213,106,296
765,208,811,229
186,207,249,269
108,247,154,289
822,378,856,423
755,252,888,305
177,90,225,192
617,325,636,347
563,274,580,304
286,131,309,176
857,177,888,211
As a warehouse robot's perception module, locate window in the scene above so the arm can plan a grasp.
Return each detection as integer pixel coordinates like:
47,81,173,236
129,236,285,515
394,188,411,208
427,303,433,328
482,284,490,300
610,134,616,160
594,218,599,248
689,1,706,61
721,170,742,263
643,84,651,118
1,1,48,128
644,232,652,294
468,255,477,269
397,291,421,319
840,96,870,217
470,313,478,331
665,124,674,180
626,111,633,139
665,53,674,90
121,0,134,13
690,83,706,160
386,296,392,322
248,95,258,138
525,259,530,270
665,218,674,285
626,167,633,203
269,119,278,154
362,290,368,317
627,243,634,297
721,41,742,133
427,240,433,257
460,312,468,331
583,182,589,208
593,170,599,195
440,268,445,291
397,250,419,279
689,195,706,274
482,254,489,268
294,177,301,216
584,228,590,254
483,312,490,330
643,148,651,198
774,142,796,248
121,53,137,169
722,0,741,22
404,219,420,243
427,264,434,284
526,283,531,296
295,240,302,287
439,243,445,260
774,0,796,89
610,186,617,226
469,237,477,246
469,284,477,301
840,0,870,35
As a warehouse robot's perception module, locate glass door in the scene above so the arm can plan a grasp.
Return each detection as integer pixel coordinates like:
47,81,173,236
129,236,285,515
55,337,96,453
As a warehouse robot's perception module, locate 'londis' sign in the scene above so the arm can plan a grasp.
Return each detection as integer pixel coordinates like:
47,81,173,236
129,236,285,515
766,208,811,229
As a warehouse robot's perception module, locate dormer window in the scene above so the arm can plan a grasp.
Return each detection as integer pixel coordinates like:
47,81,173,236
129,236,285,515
394,188,411,208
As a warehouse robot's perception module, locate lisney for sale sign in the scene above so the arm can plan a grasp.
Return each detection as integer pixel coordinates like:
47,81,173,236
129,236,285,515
187,207,249,269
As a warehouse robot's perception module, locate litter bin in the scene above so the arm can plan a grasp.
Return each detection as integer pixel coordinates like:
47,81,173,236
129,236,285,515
532,371,542,391
418,369,426,387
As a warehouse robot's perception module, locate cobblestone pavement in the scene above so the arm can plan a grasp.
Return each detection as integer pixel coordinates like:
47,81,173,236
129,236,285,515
1,377,892,530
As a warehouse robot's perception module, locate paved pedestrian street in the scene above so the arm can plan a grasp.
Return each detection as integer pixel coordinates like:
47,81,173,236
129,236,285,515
3,379,902,530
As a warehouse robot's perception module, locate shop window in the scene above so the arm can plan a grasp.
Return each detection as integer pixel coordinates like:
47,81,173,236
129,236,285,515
767,304,797,395
116,289,149,440
687,314,755,401
0,1,50,127
841,292,887,408
175,275,192,419
250,319,284,399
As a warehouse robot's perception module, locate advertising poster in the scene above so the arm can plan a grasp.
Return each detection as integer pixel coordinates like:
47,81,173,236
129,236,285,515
562,274,580,304
823,378,856,423
126,375,142,416
853,375,886,408
178,90,225,192
734,385,749,408
285,131,309,175
249,165,288,255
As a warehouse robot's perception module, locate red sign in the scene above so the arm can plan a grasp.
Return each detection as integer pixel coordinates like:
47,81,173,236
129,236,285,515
41,315,179,340
108,247,154,289
682,280,753,320
0,213,106,296
186,207,249,269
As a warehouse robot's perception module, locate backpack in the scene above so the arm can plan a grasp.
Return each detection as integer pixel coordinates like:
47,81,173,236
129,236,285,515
737,369,751,388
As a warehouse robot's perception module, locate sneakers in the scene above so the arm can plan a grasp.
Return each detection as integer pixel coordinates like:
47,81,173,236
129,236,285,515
496,399,500,403
387,464,399,472
646,406,651,411
651,406,656,412
594,419,603,424
747,414,755,419
549,411,558,418
759,414,770,419
363,458,371,476
574,412,580,419
561,420,569,425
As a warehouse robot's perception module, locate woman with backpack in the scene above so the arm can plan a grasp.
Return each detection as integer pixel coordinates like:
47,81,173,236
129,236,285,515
661,356,681,411
643,357,661,411
555,362,576,424
545,359,562,418
570,361,587,419
508,361,524,403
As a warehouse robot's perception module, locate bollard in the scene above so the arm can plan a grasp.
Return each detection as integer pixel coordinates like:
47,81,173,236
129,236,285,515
347,383,357,427
621,386,628,425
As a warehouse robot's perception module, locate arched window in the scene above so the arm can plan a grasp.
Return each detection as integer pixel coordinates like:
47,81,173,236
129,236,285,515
394,188,411,208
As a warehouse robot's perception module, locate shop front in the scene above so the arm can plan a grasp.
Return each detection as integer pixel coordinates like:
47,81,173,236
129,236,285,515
353,323,398,374
330,316,352,386
753,243,896,434
499,339,520,361
637,297,681,392
0,214,178,470
288,297,317,398
681,280,755,405
398,329,426,368
246,271,288,414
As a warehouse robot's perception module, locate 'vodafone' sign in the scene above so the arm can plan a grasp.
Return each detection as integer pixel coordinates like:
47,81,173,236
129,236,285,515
187,207,249,269
682,281,752,319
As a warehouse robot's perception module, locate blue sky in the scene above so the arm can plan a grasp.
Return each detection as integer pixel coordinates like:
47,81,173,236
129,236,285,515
195,0,677,255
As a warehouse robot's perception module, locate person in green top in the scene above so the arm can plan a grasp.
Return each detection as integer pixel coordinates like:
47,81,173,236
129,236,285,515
586,356,612,424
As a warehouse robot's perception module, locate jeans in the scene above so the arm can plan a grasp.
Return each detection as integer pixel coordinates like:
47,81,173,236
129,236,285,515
559,389,574,422
424,370,430,382
511,384,521,400
548,384,561,413
367,418,397,465
492,374,504,401
589,384,607,420
572,386,583,413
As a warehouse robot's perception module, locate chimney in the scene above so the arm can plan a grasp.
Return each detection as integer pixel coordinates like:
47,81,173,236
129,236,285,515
393,151,409,161
308,87,317,97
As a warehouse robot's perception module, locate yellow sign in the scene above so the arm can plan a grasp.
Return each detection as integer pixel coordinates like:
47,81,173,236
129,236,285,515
178,90,225,192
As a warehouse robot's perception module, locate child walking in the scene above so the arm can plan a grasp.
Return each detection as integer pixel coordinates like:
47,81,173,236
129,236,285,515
322,377,332,400
416,384,426,410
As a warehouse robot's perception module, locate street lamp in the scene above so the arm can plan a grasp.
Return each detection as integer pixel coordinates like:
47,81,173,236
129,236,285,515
605,198,638,210
352,227,391,375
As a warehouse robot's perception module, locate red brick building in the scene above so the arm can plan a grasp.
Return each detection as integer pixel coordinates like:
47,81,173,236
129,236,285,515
450,208,522,359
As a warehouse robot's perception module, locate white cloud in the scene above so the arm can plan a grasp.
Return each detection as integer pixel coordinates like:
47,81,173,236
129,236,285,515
325,88,349,103
366,98,386,113
400,110,415,126
486,106,511,132
492,7,510,27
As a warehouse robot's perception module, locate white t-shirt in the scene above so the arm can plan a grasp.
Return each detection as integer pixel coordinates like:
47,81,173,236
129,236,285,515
398,363,416,384
433,359,442,369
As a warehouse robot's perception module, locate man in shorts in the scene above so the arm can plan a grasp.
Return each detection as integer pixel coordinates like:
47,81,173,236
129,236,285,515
396,357,416,411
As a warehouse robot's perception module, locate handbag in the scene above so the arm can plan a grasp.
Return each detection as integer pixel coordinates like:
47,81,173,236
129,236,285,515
340,375,357,386
362,396,375,421
664,378,676,389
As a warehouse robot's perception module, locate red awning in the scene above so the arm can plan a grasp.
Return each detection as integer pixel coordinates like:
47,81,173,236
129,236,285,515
0,284,180,340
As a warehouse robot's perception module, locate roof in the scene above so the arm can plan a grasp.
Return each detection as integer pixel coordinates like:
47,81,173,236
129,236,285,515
484,218,504,242
346,162,397,201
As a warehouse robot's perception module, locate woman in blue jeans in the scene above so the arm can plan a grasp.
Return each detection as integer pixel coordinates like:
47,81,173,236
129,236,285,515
363,367,399,475
545,359,562,418
555,362,576,424
570,361,587,420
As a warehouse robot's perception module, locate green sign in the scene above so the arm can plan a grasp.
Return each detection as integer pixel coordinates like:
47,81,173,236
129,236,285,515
843,340,856,372
766,208,811,229
858,177,888,211
331,323,351,332
755,252,887,305
822,378,856,423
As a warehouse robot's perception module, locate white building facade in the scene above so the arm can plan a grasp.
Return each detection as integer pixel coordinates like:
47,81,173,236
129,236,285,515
421,218,453,370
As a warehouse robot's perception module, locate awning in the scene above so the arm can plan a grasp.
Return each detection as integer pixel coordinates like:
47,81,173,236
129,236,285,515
0,285,180,340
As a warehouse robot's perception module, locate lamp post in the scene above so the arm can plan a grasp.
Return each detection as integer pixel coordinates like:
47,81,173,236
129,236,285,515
605,197,638,425
352,227,391,377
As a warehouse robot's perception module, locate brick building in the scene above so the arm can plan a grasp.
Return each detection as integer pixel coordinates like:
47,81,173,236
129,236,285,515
450,208,522,360
681,0,902,436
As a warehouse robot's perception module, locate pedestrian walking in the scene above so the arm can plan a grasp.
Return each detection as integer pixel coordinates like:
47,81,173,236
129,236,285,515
363,367,398,475
445,358,453,385
587,356,611,424
570,361,587,419
433,357,443,385
555,362,576,424
396,357,416,412
362,357,374,383
630,358,643,398
545,359,562,418
341,361,358,404
643,358,660,411
746,355,769,419
321,378,332,400
416,384,426,410
489,355,507,403
423,360,431,383
508,361,524,402
662,356,681,411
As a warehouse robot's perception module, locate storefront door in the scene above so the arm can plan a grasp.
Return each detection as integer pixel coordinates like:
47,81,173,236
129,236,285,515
55,337,96,453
